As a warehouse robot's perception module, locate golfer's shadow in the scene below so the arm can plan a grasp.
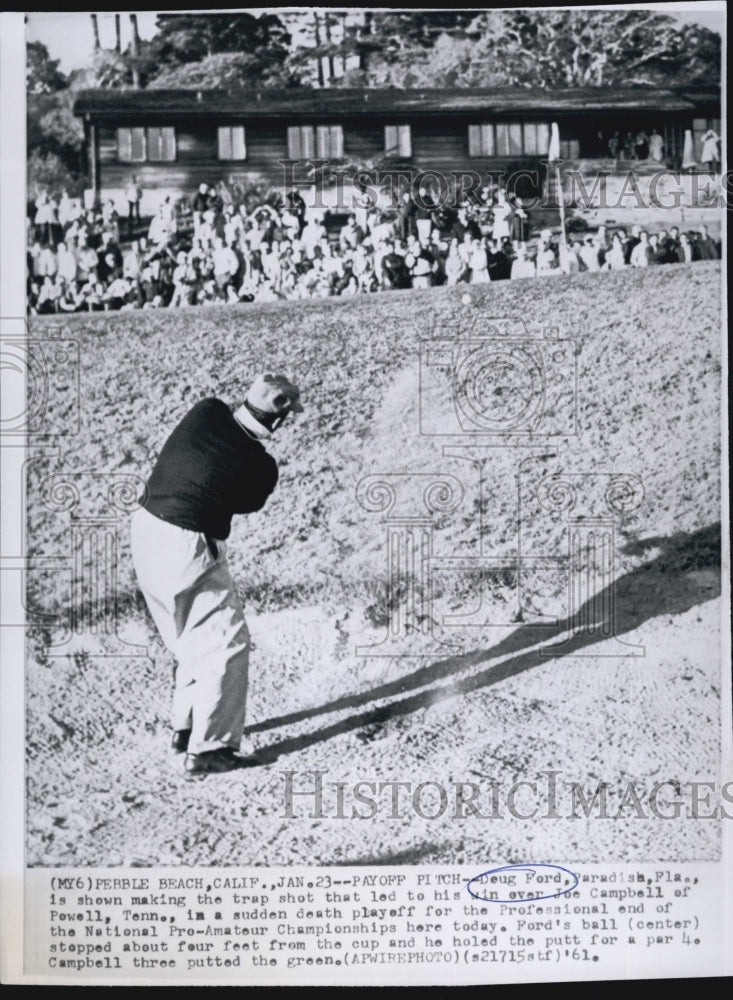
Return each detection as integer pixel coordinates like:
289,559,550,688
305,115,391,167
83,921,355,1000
248,523,721,763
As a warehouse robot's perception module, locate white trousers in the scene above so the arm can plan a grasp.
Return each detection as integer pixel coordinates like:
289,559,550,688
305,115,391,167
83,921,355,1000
130,507,250,755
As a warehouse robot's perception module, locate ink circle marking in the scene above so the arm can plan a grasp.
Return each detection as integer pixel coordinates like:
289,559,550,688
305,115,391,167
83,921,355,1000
466,864,580,904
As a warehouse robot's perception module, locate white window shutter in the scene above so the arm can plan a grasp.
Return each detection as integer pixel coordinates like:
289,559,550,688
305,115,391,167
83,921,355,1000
316,125,330,158
233,126,246,160
117,128,132,162
131,127,146,161
163,127,176,161
287,126,301,159
302,126,315,159
332,125,343,158
537,123,550,155
218,127,231,160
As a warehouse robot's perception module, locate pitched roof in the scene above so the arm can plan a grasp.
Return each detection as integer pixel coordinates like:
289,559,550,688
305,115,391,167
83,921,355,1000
73,85,717,119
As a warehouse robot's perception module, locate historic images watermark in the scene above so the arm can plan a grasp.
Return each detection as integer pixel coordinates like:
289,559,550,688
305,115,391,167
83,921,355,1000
278,160,729,211
281,770,733,822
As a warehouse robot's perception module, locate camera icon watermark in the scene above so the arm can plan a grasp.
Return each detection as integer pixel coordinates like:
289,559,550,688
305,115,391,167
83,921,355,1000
419,320,577,440
357,456,646,659
1,318,80,439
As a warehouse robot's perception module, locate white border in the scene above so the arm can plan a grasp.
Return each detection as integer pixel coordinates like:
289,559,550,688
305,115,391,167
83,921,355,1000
3,3,731,985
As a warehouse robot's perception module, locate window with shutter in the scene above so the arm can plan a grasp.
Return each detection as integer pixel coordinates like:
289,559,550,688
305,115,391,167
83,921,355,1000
316,125,330,158
117,128,132,162
508,123,522,156
288,126,315,159
117,127,146,162
468,124,496,156
384,124,411,157
161,127,176,161
495,124,510,156
316,125,344,159
231,126,246,160
536,123,550,155
523,123,538,155
218,126,246,160
146,127,162,161
146,127,176,162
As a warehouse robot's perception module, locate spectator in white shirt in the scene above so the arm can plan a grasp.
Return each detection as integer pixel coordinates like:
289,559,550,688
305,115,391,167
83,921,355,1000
56,240,78,285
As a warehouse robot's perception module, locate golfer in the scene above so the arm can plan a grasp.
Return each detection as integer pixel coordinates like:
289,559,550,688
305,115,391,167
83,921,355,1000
130,374,303,776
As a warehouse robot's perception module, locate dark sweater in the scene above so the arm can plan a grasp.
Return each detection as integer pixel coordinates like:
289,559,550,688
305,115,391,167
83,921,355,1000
141,398,278,539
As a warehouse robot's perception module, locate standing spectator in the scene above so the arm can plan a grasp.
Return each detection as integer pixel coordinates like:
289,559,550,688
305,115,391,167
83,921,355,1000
36,242,58,279
608,131,620,158
511,245,536,279
634,131,649,160
122,239,144,282
57,189,74,229
192,183,210,234
444,238,467,286
301,215,326,259
559,240,582,274
56,239,78,286
655,229,679,264
125,175,142,234
149,201,173,247
212,238,239,291
510,199,531,244
34,190,57,243
407,242,435,290
595,225,611,268
28,238,43,278
630,231,652,267
76,240,99,285
340,214,365,252
381,241,410,290
58,279,85,313
678,233,694,264
169,252,196,308
605,233,626,271
101,199,120,243
491,190,513,243
468,237,489,284
396,190,416,242
286,189,306,236
486,238,511,281
579,236,600,272
700,129,721,173
36,275,63,314
414,187,435,243
695,224,719,261
648,129,664,162
353,186,375,234
536,231,559,274
104,274,134,311
622,225,641,265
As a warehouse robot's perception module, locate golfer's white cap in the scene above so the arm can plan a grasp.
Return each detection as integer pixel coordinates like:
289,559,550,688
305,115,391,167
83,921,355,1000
246,373,304,414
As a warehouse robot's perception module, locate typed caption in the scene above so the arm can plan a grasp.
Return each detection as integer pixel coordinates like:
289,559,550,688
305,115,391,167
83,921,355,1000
24,863,725,984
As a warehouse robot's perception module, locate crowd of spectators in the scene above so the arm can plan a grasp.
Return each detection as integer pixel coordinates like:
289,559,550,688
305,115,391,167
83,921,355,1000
27,181,721,315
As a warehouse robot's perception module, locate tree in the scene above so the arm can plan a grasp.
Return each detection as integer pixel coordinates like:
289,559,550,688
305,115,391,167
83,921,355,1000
448,9,721,88
27,44,85,198
142,12,292,74
69,49,134,90
147,52,298,90
334,9,720,89
26,41,67,95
